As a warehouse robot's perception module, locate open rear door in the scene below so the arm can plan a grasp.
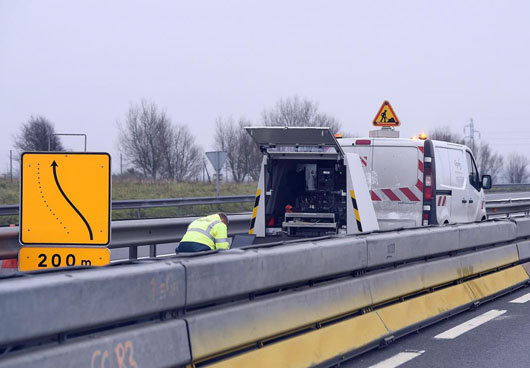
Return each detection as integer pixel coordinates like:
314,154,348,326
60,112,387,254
344,152,379,234
245,126,344,155
246,126,377,237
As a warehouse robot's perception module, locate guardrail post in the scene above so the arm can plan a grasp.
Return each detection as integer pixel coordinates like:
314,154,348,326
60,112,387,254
129,246,138,260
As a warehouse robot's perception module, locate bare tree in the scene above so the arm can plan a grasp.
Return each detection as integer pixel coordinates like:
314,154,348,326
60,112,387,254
215,117,261,182
474,142,504,182
504,153,529,183
261,96,341,134
13,116,64,153
118,100,172,181
429,126,466,145
171,125,202,181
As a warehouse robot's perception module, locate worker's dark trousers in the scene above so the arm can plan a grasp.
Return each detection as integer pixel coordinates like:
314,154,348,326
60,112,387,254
176,241,211,253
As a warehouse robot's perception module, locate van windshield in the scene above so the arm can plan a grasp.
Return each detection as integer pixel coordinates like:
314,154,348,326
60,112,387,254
371,146,418,189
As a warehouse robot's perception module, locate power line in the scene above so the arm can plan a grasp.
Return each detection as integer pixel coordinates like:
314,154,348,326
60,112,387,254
463,118,481,152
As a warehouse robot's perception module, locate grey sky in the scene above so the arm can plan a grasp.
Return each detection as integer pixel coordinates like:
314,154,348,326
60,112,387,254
1,0,529,174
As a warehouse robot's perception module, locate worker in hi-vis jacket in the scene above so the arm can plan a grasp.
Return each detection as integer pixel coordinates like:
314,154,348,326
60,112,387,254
176,212,229,253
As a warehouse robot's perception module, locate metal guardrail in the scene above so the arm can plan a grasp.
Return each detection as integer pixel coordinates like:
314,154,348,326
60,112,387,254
488,183,530,190
1,197,530,260
486,198,530,217
0,214,252,260
0,194,256,216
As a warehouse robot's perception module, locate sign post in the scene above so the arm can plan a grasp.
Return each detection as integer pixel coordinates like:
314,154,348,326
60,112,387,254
206,151,228,197
18,152,111,272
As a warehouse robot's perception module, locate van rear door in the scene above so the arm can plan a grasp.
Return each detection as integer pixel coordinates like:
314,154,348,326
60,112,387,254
344,140,424,230
245,127,378,236
370,144,423,229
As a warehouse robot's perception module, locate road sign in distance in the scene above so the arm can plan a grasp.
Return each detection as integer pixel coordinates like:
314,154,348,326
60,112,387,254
206,151,228,172
372,100,401,127
18,247,110,272
20,152,111,246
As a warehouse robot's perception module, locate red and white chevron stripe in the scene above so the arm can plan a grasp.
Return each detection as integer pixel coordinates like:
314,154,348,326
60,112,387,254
370,145,425,202
360,156,368,167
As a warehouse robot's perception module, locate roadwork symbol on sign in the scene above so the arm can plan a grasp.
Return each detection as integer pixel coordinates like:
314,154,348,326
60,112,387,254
372,100,401,127
20,152,111,246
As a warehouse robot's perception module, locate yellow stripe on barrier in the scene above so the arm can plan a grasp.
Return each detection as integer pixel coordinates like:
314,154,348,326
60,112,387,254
206,313,389,368
466,265,528,300
376,284,474,332
354,208,360,222
251,206,258,219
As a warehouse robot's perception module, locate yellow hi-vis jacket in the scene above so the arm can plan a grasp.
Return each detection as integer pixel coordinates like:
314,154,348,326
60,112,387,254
180,214,229,250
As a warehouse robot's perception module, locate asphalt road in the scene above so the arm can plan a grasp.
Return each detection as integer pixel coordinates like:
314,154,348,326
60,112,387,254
342,285,530,368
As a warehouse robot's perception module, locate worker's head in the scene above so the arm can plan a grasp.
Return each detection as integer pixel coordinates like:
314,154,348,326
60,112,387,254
218,212,229,225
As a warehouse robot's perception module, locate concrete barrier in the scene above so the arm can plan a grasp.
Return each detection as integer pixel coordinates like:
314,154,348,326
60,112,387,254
186,277,371,360
182,237,368,306
516,240,530,261
0,319,191,368
0,260,186,346
1,218,528,366
184,244,518,361
367,244,519,306
458,220,516,249
365,221,517,269
365,226,460,268
513,217,530,239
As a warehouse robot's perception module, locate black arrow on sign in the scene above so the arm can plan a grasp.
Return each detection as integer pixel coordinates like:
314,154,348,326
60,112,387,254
51,160,93,240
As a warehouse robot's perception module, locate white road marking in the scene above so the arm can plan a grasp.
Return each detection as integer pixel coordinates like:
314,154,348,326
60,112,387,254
368,350,425,368
434,309,506,339
509,292,530,304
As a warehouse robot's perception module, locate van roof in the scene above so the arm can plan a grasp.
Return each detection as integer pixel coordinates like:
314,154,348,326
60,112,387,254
339,137,425,147
338,137,469,150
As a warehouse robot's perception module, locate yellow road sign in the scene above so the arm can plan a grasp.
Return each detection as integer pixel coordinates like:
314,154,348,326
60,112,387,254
18,247,110,272
20,152,111,245
372,100,400,127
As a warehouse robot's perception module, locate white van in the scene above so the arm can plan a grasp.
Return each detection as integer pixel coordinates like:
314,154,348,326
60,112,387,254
339,136,492,230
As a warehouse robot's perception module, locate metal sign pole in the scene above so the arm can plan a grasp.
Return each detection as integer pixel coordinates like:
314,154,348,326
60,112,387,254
205,151,227,198
9,150,13,183
216,152,220,197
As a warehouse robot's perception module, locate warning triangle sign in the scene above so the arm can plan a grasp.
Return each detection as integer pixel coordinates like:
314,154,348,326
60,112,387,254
372,100,400,127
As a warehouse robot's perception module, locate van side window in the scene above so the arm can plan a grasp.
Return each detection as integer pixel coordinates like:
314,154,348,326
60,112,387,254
466,151,480,191
448,148,466,188
371,147,417,189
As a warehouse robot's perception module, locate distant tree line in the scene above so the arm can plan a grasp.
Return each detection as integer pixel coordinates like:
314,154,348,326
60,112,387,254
11,100,529,184
12,96,343,182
